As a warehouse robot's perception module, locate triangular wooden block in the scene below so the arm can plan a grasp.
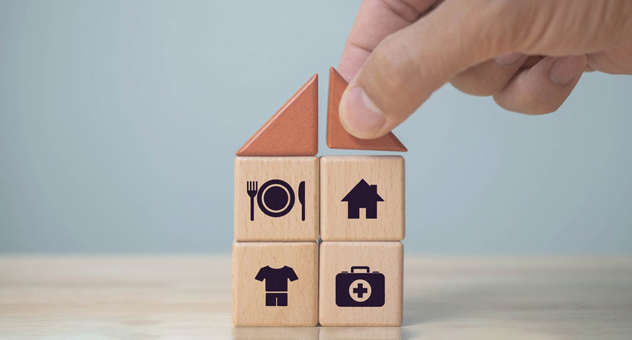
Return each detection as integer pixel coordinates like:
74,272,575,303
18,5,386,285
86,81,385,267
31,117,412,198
236,74,318,156
327,67,407,152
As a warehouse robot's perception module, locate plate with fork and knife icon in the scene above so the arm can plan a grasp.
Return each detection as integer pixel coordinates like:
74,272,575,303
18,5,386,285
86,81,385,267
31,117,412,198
247,180,306,221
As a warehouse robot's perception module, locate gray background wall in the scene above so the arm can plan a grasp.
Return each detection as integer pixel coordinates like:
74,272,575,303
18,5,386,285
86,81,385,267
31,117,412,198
1,0,631,254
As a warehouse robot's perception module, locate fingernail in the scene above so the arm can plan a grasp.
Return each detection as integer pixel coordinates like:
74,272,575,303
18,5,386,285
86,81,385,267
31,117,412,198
549,56,585,85
340,86,386,138
495,52,525,66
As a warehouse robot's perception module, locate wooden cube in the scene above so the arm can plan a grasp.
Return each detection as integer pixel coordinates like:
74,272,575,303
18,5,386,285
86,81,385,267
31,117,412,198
319,242,403,327
232,242,318,326
320,156,404,241
234,157,319,241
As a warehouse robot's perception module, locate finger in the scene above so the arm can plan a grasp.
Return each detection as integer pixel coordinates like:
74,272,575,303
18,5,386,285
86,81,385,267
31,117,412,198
339,0,628,139
339,0,524,139
450,52,528,96
338,0,438,80
493,55,587,115
586,43,632,75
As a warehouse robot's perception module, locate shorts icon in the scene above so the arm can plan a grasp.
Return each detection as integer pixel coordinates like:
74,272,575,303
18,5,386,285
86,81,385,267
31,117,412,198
265,292,288,306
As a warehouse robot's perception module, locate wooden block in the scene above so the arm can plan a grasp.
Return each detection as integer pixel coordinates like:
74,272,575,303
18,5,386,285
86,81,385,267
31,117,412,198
236,74,318,156
319,242,403,327
326,67,407,152
320,156,404,241
234,156,319,241
232,242,318,327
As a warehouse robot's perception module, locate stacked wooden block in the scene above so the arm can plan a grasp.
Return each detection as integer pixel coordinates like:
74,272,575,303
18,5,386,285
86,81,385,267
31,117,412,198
233,69,406,327
319,156,404,326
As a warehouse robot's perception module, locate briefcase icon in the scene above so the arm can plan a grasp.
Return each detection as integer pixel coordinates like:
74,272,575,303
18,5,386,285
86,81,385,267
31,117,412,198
335,266,385,307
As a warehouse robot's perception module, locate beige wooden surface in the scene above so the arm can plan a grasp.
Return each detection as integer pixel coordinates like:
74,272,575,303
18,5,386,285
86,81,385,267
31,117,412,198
0,255,631,340
319,242,403,327
233,242,318,326
234,156,319,241
320,156,405,241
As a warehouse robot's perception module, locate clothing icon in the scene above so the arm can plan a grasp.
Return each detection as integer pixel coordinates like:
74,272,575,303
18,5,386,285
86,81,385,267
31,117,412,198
335,266,385,307
341,179,384,219
246,180,306,221
255,265,299,307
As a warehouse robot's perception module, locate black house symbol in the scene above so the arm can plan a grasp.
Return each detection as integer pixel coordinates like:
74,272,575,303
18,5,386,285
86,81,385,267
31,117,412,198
341,179,384,219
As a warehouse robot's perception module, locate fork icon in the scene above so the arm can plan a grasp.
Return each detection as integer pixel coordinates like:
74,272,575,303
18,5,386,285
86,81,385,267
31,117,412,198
247,181,258,221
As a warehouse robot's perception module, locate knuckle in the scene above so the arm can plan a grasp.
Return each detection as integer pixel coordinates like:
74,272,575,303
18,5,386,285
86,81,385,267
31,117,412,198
492,94,513,112
373,35,422,89
523,104,559,116
451,58,520,97
469,0,529,53
522,83,563,114
367,35,425,112
493,89,561,116
451,79,498,97
507,0,632,54
451,71,506,97
486,0,580,54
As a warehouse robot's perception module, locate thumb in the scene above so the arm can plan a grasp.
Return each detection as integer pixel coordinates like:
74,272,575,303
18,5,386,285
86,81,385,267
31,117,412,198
339,0,519,139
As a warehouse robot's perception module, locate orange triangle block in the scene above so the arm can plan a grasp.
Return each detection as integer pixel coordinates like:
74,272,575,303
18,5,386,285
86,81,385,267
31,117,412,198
236,74,318,156
327,67,407,152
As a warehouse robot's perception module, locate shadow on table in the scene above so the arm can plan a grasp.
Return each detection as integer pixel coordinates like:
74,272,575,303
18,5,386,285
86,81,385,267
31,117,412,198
233,326,402,339
232,327,319,340
319,327,401,339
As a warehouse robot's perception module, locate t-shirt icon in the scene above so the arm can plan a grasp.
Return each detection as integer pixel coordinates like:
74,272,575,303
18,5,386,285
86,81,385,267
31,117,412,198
255,265,298,306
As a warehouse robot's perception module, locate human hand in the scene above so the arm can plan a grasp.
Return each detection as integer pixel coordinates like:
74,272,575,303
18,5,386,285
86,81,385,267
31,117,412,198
338,0,632,139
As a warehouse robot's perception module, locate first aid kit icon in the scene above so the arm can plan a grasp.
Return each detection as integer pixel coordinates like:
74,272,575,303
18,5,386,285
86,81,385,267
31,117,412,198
335,266,385,307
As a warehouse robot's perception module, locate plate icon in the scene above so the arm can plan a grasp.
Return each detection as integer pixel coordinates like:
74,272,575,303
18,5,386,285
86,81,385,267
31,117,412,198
257,179,295,218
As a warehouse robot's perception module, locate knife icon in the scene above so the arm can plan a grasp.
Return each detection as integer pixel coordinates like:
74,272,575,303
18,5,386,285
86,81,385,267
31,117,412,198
298,181,305,221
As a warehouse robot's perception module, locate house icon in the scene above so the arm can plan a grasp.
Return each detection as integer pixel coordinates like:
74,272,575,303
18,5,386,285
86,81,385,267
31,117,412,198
341,179,384,219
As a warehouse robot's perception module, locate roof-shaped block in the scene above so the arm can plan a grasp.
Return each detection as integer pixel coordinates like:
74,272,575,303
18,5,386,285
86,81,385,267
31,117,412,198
236,74,318,156
327,67,407,152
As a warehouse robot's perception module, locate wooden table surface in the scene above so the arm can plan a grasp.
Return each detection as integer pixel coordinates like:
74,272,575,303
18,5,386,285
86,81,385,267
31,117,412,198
1,255,631,340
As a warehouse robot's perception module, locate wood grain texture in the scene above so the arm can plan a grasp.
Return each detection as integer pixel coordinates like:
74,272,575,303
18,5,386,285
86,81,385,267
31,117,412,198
236,74,318,156
232,242,318,326
320,156,404,241
326,67,407,152
319,242,404,327
234,157,319,241
2,255,632,339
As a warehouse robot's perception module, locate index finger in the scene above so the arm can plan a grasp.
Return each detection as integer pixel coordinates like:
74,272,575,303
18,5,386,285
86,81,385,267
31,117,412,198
338,0,440,81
